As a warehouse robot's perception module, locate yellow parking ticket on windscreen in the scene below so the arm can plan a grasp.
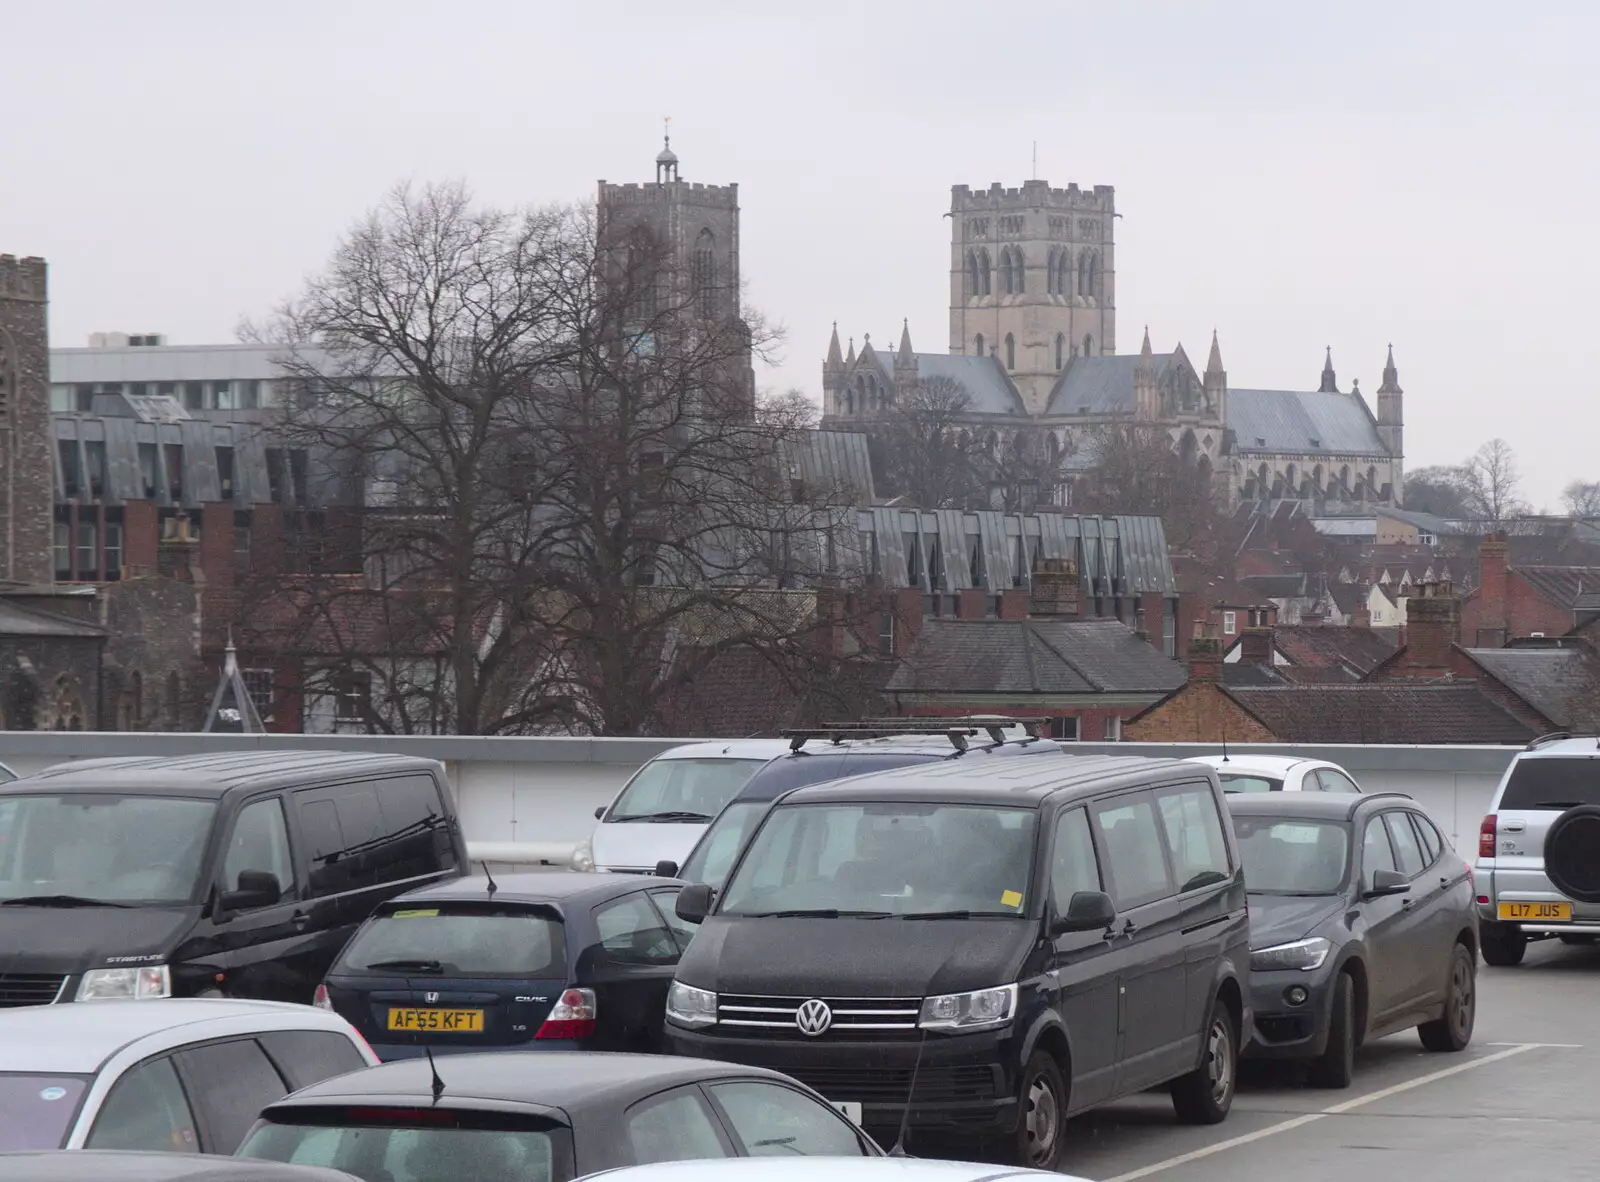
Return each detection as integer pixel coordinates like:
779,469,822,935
1001,890,1023,909
391,909,439,918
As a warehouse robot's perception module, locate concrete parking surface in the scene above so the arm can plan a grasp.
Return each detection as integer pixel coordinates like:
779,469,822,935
1051,939,1599,1181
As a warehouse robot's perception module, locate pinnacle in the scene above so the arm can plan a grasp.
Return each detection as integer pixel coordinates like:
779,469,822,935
1206,329,1224,375
898,318,913,359
1140,326,1152,356
826,322,843,367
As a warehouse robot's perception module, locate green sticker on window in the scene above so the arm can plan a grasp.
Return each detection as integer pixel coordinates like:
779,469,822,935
391,908,439,919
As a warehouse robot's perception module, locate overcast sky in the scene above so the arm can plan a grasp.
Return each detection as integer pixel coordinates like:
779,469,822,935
7,0,1596,508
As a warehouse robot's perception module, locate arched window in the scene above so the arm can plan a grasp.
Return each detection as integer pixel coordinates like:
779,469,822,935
1367,466,1379,497
1083,334,1093,357
997,249,1010,294
977,249,992,295
1010,248,1024,294
1055,333,1066,370
1059,251,1072,297
1004,333,1016,369
1285,463,1297,494
1047,433,1061,462
1340,465,1351,493
1313,464,1324,492
692,228,716,319
975,332,985,358
1045,248,1057,294
986,431,998,455
845,388,855,415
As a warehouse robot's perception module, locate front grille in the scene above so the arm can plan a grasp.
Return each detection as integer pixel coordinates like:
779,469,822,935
717,994,921,1038
1254,1013,1313,1044
783,1064,1000,1104
0,974,67,1007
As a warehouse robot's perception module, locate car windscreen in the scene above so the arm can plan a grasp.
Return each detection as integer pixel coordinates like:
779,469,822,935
1218,774,1284,793
720,801,1038,917
239,1109,573,1182
0,1074,91,1150
1234,817,1350,895
679,800,768,889
334,904,566,978
1498,756,1600,811
0,793,217,905
606,758,768,823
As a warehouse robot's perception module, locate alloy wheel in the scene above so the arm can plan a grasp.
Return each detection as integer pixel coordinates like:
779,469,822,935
1206,1016,1234,1104
1023,1072,1060,1165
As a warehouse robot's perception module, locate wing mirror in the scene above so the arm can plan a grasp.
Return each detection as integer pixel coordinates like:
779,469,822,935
594,805,607,820
654,859,680,879
219,870,282,913
1051,889,1117,934
675,882,715,925
1363,869,1411,899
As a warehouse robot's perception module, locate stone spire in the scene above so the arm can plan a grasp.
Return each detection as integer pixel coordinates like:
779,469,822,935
1203,329,1227,420
826,322,843,369
1378,343,1402,394
898,318,913,361
1134,327,1158,419
845,337,856,367
1319,347,1338,393
1206,330,1224,376
1139,326,1153,365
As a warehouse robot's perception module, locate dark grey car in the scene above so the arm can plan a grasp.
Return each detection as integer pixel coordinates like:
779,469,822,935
1230,793,1478,1088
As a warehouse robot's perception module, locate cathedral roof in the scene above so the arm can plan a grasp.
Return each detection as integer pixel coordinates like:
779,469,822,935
1044,352,1178,417
858,350,1027,416
1227,388,1388,457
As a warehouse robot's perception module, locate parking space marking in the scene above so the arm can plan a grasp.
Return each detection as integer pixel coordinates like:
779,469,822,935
1099,1043,1541,1182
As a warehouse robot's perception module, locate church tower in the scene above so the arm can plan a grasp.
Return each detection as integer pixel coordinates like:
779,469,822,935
0,254,53,586
1376,345,1404,503
948,178,1116,416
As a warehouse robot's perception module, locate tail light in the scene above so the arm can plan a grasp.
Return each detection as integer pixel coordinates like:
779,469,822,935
535,988,597,1040
313,984,333,1011
1479,814,1497,859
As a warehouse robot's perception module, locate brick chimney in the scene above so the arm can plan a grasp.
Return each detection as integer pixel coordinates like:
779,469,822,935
1186,622,1223,683
1395,579,1460,676
1351,598,1372,629
1029,558,1080,618
1478,532,1510,642
1239,625,1274,666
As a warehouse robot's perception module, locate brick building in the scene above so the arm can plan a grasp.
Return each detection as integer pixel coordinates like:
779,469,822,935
1460,532,1600,648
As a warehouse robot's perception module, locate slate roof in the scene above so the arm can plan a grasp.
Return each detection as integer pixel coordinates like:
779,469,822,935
0,600,105,639
1459,643,1600,731
653,648,893,738
1270,624,1397,674
862,349,1027,416
1242,573,1310,599
887,618,1186,696
1514,567,1600,612
1172,557,1275,609
1044,353,1177,417
781,430,876,504
1227,388,1389,456
1222,684,1534,744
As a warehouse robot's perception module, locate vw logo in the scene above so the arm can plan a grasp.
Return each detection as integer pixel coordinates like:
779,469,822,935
795,998,833,1037
424,991,440,1004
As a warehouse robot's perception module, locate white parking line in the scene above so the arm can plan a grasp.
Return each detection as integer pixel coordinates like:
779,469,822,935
1098,1043,1543,1182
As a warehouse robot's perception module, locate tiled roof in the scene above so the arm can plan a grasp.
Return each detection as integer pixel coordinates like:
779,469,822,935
653,648,892,738
1227,388,1389,456
887,618,1186,696
1460,644,1600,731
1271,625,1397,674
1515,567,1600,612
1223,684,1534,744
1242,573,1310,599
1172,556,1275,608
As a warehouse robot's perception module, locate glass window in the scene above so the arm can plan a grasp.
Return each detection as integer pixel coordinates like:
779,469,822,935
212,381,236,411
174,1039,290,1153
608,758,767,823
0,1074,90,1150
1411,813,1444,866
85,1057,199,1154
336,906,564,978
296,783,384,895
0,794,216,905
648,889,698,952
1049,807,1101,915
257,1031,369,1092
53,522,71,581
50,384,74,412
239,1117,566,1182
1385,812,1427,877
720,803,1037,918
594,893,681,965
1155,786,1232,892
708,1081,866,1157
1093,794,1175,907
221,797,294,904
1498,758,1600,810
371,774,453,880
1315,768,1361,794
1218,775,1283,794
680,801,766,890
625,1088,729,1165
1234,817,1350,895
75,521,97,578
1361,817,1397,882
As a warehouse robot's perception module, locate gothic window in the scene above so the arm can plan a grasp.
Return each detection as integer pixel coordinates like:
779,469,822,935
1285,463,1297,494
1047,433,1061,462
625,229,659,322
1083,334,1093,357
975,332,985,358
1045,248,1056,294
1079,250,1100,298
0,331,12,424
692,228,716,319
1004,333,1016,369
966,250,982,297
986,431,998,455
1010,248,1026,294
845,387,855,415
977,248,992,296
1055,333,1066,370
1313,464,1324,492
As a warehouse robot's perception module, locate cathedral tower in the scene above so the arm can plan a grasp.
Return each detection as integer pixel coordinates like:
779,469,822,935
1376,345,1404,503
0,255,53,585
948,178,1116,415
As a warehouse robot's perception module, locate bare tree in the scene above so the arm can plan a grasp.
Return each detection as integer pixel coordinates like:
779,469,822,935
241,181,865,735
1078,420,1218,549
1404,466,1474,519
1561,479,1600,518
1460,438,1528,525
870,376,988,508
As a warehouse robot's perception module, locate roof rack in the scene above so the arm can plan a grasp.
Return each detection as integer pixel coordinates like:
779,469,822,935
1527,731,1578,750
779,716,1049,754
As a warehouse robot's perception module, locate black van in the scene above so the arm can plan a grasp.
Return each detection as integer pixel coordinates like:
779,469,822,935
0,751,468,1006
665,755,1252,1171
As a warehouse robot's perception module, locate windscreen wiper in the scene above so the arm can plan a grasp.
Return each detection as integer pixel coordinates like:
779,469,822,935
0,894,130,908
609,811,714,823
897,910,1017,919
363,958,445,973
1531,801,1586,809
744,908,892,919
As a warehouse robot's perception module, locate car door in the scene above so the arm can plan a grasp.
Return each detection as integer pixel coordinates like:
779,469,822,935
1354,813,1416,1028
171,1037,295,1153
1044,805,1120,1111
1089,790,1187,1094
702,1079,876,1157
621,1084,736,1167
587,890,685,1050
1384,810,1451,1007
209,794,323,1002
80,1054,200,1154
1408,812,1472,986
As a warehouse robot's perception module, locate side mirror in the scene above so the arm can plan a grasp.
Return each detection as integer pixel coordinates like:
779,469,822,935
675,882,715,925
594,805,607,820
220,869,281,913
654,859,680,879
1052,889,1117,934
1364,868,1411,899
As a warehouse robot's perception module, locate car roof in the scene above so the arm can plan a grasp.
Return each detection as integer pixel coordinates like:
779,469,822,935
1188,754,1318,775
731,738,1062,801
1515,735,1600,760
0,1151,362,1182
778,754,1205,807
385,872,679,908
0,999,360,1074
577,1158,1077,1181
1224,792,1397,822
4,752,444,798
647,741,794,763
267,1051,793,1113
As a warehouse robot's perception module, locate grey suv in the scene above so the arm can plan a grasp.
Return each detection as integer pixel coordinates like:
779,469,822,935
1475,732,1600,966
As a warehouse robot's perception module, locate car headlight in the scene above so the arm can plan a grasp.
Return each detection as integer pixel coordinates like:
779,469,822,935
569,839,595,873
918,983,1017,1032
665,981,718,1028
1250,936,1331,973
77,965,172,1001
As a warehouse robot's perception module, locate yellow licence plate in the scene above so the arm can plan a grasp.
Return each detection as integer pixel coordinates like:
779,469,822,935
387,1007,483,1032
1498,901,1572,921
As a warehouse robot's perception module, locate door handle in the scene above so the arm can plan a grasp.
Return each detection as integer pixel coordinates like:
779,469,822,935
1101,926,1119,942
1401,899,1412,910
1440,876,1452,888
290,910,311,929
1120,920,1139,937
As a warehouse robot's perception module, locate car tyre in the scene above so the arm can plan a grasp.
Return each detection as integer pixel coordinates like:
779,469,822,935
1479,922,1527,967
1306,971,1355,1089
1418,943,1475,1052
1001,1050,1067,1171
1171,996,1237,1124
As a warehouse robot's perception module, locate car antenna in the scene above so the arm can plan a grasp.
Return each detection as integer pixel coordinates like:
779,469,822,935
1221,722,1230,763
405,975,447,1102
480,860,498,897
889,1025,929,1157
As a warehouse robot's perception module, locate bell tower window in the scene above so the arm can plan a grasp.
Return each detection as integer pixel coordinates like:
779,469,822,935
692,228,716,319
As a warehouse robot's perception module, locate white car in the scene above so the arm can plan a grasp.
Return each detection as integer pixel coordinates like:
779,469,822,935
575,740,792,873
575,1157,1083,1181
1187,754,1364,795
0,999,378,1156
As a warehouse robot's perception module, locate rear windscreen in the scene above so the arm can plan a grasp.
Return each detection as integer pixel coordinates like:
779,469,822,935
1499,757,1600,811
0,1074,89,1150
334,906,565,978
240,1113,571,1182
1218,775,1284,794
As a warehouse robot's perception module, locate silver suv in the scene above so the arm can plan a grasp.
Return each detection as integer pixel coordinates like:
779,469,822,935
1475,732,1600,965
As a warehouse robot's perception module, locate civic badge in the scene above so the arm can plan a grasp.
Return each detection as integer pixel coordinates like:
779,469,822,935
795,998,833,1037
424,991,440,1004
